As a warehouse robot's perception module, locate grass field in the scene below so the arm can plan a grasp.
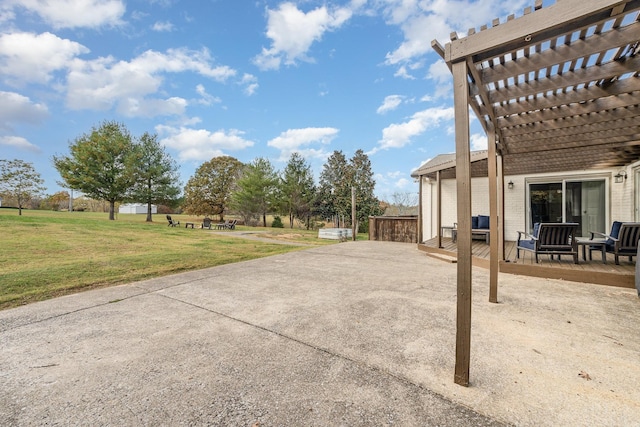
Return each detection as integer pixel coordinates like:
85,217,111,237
0,209,342,310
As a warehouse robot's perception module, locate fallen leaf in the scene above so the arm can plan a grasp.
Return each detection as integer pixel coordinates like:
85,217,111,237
578,370,591,380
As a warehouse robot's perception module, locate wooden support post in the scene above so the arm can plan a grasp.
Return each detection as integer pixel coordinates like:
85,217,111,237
453,60,472,387
487,128,499,303
437,170,443,248
418,175,424,243
498,155,505,261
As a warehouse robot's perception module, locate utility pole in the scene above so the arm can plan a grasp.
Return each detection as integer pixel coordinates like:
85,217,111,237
351,186,356,241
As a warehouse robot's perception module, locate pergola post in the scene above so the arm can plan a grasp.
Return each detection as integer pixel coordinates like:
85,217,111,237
418,175,423,243
487,128,499,303
498,155,505,261
437,170,443,248
452,60,472,387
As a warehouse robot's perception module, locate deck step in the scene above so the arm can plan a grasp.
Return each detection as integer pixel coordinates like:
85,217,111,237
425,253,458,263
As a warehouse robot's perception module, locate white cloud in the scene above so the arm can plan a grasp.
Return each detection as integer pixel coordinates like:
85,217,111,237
374,171,416,200
381,0,529,73
156,125,255,161
240,73,258,96
394,65,415,80
470,132,488,150
0,32,89,85
253,2,353,70
0,91,49,130
66,47,236,115
370,106,454,154
152,21,174,32
385,13,448,65
119,96,188,118
426,58,452,98
195,84,221,106
0,135,40,152
377,95,404,114
267,127,338,161
6,0,125,29
394,177,410,188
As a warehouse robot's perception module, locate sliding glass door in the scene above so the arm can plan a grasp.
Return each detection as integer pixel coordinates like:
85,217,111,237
528,179,606,237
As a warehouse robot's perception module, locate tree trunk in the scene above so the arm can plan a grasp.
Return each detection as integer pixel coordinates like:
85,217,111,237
146,202,153,222
109,200,116,220
262,213,267,227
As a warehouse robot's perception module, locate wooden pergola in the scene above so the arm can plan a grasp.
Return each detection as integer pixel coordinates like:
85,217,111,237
433,0,640,386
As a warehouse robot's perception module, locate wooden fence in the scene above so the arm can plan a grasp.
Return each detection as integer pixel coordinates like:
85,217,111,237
368,216,418,243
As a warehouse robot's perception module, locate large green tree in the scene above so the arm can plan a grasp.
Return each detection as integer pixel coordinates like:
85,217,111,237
231,157,278,227
53,121,136,220
317,150,349,224
278,152,316,228
127,132,181,222
347,149,383,232
317,149,382,231
183,156,243,220
0,159,46,215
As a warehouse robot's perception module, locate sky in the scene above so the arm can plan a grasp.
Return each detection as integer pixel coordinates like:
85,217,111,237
0,0,533,201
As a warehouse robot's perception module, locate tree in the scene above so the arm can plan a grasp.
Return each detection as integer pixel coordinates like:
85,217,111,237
387,192,418,215
347,149,383,232
127,132,181,222
183,156,243,220
47,191,70,211
53,121,136,220
317,150,349,224
231,157,278,227
278,152,316,228
0,159,46,215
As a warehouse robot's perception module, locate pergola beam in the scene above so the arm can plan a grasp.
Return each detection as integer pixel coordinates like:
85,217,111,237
447,0,640,63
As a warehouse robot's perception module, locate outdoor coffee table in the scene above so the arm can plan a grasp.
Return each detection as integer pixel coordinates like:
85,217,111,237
185,222,195,229
576,237,607,264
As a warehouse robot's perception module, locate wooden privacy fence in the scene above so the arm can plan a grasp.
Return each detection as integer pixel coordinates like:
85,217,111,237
369,216,418,243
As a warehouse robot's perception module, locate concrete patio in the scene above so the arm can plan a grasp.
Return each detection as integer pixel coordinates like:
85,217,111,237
1,241,638,426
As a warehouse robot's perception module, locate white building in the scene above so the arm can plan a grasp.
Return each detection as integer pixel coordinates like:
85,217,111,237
119,203,157,214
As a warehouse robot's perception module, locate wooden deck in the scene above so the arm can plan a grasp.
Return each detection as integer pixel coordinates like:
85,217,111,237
418,237,635,288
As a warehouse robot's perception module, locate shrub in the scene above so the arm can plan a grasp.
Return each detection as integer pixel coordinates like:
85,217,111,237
271,216,284,228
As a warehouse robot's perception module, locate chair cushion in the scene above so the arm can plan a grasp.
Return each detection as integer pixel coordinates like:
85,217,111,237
472,216,479,229
607,221,622,244
477,215,490,229
532,222,541,238
518,239,535,250
603,221,623,249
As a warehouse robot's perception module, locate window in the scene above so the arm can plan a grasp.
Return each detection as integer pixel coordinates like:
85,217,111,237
527,178,607,237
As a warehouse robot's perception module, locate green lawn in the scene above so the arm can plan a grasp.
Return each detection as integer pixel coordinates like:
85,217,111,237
0,209,340,310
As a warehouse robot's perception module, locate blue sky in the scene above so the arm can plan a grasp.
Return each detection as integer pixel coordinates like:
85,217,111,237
0,0,532,201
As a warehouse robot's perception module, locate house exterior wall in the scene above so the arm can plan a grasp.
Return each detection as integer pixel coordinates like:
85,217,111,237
420,167,632,242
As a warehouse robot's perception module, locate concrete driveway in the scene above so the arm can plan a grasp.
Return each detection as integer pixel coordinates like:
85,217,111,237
1,241,638,426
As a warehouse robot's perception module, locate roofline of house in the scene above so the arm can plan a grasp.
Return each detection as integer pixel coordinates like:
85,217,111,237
411,150,488,178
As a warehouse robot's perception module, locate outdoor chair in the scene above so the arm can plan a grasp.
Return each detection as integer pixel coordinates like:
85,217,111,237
166,215,180,227
589,222,640,265
216,220,230,230
202,217,213,230
516,222,579,264
216,219,237,230
451,215,491,244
